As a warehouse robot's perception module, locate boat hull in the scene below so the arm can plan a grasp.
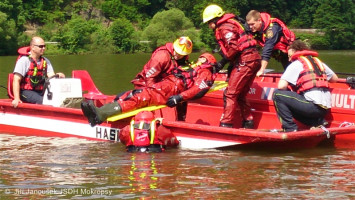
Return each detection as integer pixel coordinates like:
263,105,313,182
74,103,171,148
0,100,125,142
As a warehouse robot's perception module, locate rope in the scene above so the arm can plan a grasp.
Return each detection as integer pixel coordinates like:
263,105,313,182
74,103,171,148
319,125,330,139
339,121,355,128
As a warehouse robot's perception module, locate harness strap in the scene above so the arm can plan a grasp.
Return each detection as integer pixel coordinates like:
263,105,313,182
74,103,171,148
307,56,322,76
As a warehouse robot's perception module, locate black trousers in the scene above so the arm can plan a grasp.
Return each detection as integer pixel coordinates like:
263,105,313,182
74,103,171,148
20,90,43,104
272,89,328,131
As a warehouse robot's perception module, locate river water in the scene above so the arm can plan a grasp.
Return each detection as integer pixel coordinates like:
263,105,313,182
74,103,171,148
0,51,354,199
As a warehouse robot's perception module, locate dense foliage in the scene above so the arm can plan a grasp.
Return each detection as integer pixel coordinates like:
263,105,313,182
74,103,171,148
0,0,354,55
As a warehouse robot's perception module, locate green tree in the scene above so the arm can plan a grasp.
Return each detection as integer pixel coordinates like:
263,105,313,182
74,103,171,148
1,0,354,54
101,0,150,22
0,0,25,55
55,16,99,54
313,0,355,49
142,8,198,51
0,12,18,55
288,0,320,28
90,26,117,54
110,17,136,53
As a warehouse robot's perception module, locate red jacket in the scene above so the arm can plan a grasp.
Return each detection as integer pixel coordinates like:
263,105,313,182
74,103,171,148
215,13,258,64
258,13,295,53
131,43,189,88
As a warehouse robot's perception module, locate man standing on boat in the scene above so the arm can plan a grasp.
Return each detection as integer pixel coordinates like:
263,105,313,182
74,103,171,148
12,36,65,108
115,36,193,121
272,40,338,132
202,4,261,128
246,10,295,76
81,53,218,127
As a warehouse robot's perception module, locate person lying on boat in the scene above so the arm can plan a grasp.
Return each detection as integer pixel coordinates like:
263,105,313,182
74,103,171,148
81,53,218,127
12,36,65,108
272,40,338,132
115,36,193,121
119,111,179,152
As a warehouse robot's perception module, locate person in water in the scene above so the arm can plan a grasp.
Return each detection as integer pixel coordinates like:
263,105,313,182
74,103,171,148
119,111,179,153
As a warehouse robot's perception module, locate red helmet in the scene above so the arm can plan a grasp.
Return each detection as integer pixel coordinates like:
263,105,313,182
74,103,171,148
134,111,155,122
199,53,216,64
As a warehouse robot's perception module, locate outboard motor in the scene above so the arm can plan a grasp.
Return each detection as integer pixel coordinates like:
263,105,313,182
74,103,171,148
346,76,355,89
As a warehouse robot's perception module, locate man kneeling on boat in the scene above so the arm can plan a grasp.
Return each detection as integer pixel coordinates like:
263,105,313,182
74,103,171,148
119,111,179,152
81,53,217,126
272,40,338,132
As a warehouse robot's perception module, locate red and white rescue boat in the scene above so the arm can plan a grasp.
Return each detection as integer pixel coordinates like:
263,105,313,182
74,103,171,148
0,70,354,150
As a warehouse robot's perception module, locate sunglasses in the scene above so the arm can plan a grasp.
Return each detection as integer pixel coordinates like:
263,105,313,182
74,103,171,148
34,44,46,48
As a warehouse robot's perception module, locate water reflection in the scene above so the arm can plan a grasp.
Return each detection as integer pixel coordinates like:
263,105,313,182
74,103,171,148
1,135,355,199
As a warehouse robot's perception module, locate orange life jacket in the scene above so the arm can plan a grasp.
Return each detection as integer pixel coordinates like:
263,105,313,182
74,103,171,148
16,46,47,91
291,50,329,94
215,13,257,53
258,13,295,53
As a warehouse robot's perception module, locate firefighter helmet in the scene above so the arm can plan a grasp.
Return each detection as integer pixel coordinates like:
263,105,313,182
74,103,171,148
203,4,225,23
173,36,193,56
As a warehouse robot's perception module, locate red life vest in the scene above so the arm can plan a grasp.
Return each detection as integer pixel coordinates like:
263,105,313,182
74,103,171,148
291,50,329,94
16,46,31,62
129,119,159,147
258,13,295,53
173,62,216,89
215,13,257,53
16,47,48,91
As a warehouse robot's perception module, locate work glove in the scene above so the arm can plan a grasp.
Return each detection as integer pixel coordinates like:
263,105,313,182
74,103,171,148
215,58,229,72
166,95,183,108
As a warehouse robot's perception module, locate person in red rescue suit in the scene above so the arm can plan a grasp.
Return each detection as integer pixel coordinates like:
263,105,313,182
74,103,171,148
246,10,296,77
114,36,193,121
202,5,261,128
272,40,338,132
81,53,218,127
12,36,65,108
119,111,179,152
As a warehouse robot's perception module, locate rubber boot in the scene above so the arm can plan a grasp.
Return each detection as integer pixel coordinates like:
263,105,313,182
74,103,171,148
220,122,233,128
81,101,121,127
242,120,254,129
96,101,122,123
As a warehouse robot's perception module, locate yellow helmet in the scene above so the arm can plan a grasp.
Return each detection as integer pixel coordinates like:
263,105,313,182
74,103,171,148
203,4,225,23
173,36,193,56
